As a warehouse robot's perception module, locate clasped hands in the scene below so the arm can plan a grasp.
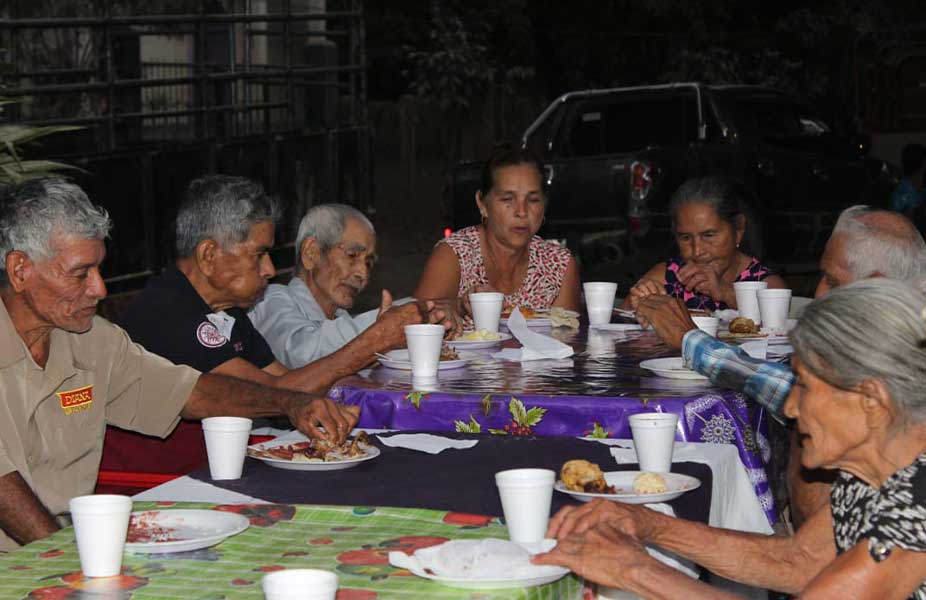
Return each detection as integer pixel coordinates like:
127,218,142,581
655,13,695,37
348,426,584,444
629,263,733,311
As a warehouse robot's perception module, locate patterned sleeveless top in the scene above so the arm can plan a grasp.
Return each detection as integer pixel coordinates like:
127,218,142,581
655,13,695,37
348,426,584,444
441,226,572,310
831,454,926,599
663,255,773,311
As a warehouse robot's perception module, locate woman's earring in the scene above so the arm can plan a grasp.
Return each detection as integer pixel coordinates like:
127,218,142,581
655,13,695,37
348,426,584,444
481,212,488,226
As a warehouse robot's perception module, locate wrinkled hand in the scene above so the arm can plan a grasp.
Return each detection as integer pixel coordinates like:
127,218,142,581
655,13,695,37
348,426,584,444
532,521,657,590
547,498,656,541
373,293,430,350
627,278,666,310
427,298,465,338
676,263,731,304
285,397,360,445
377,289,395,318
636,296,698,350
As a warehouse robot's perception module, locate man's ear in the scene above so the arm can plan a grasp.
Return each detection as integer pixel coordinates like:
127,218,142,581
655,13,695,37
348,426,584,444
300,237,321,272
194,239,220,276
858,378,896,430
5,251,34,293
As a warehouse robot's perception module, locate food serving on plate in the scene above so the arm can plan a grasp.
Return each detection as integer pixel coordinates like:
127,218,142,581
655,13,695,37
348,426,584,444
729,316,759,334
501,306,539,319
454,329,502,342
127,512,181,543
632,472,668,495
549,307,579,329
719,316,768,339
560,459,616,494
249,432,371,463
440,345,460,361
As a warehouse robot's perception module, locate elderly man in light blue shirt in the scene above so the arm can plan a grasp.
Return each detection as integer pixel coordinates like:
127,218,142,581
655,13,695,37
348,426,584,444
250,204,436,369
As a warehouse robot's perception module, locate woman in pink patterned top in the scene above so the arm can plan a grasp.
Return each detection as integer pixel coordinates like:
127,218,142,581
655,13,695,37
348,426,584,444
625,176,787,312
415,148,580,316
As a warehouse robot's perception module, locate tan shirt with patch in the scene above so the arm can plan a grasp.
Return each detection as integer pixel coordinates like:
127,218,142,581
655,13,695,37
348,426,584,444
0,301,200,551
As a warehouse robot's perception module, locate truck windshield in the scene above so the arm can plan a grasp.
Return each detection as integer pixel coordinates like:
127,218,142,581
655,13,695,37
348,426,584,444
557,90,700,157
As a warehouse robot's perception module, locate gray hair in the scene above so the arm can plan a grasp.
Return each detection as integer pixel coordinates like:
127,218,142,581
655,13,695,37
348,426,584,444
176,175,280,258
0,179,111,286
833,205,926,281
294,203,374,271
790,278,926,424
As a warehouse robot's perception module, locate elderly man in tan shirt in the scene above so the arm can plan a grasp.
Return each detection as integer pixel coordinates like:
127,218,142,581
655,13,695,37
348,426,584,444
0,179,359,551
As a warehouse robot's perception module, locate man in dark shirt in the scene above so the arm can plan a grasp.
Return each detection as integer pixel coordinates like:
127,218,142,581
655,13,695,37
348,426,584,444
103,175,443,474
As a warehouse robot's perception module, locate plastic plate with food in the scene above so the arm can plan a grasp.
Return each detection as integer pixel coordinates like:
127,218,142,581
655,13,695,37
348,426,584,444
555,471,701,504
446,329,513,350
124,509,250,554
247,432,380,471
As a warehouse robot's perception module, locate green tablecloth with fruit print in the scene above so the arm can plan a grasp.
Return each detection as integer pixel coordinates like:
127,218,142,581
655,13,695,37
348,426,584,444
0,502,585,600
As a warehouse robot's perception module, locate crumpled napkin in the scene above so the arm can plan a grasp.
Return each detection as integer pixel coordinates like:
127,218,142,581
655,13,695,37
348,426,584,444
388,538,564,580
376,433,478,454
493,308,575,362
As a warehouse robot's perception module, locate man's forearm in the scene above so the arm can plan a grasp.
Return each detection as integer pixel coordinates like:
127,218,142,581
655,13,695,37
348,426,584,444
182,372,319,419
646,513,807,593
276,334,376,395
0,472,60,545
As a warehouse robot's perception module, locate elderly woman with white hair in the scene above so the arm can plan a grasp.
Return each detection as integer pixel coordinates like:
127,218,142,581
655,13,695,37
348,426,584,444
535,278,926,599
249,203,447,368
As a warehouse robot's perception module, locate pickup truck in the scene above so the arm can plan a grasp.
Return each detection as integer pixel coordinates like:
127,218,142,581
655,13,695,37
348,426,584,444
442,82,897,267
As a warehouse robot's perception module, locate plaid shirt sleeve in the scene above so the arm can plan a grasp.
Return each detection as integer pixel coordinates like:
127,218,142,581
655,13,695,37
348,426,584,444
682,329,794,421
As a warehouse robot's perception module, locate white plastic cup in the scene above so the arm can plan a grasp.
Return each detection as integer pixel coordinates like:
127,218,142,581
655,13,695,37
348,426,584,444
584,282,618,326
495,468,555,546
69,494,132,577
733,281,768,324
404,324,445,378
202,416,253,480
629,413,679,473
262,568,339,600
757,289,792,330
691,316,719,337
469,292,504,333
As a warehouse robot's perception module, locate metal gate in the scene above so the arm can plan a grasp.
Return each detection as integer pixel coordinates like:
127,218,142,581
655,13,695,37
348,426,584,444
1,0,371,290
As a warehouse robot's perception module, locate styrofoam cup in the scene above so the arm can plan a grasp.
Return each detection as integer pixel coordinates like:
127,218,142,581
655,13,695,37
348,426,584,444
262,568,338,600
691,316,719,337
469,292,504,333
757,289,792,330
69,494,132,577
404,324,445,377
495,468,555,546
584,282,618,326
202,416,252,480
629,413,679,473
733,281,768,324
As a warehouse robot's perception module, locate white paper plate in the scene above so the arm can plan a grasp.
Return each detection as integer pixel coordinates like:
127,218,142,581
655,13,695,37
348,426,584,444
555,471,701,504
446,332,512,350
590,323,644,332
389,538,569,589
124,509,249,554
639,357,708,380
378,349,471,371
500,309,579,329
247,439,381,471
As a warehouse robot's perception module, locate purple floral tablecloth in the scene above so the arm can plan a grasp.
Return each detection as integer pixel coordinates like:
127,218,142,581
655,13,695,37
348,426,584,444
330,326,777,525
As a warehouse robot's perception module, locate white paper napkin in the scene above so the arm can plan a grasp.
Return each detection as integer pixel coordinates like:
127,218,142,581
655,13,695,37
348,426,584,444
388,538,564,579
492,308,575,362
376,433,479,454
